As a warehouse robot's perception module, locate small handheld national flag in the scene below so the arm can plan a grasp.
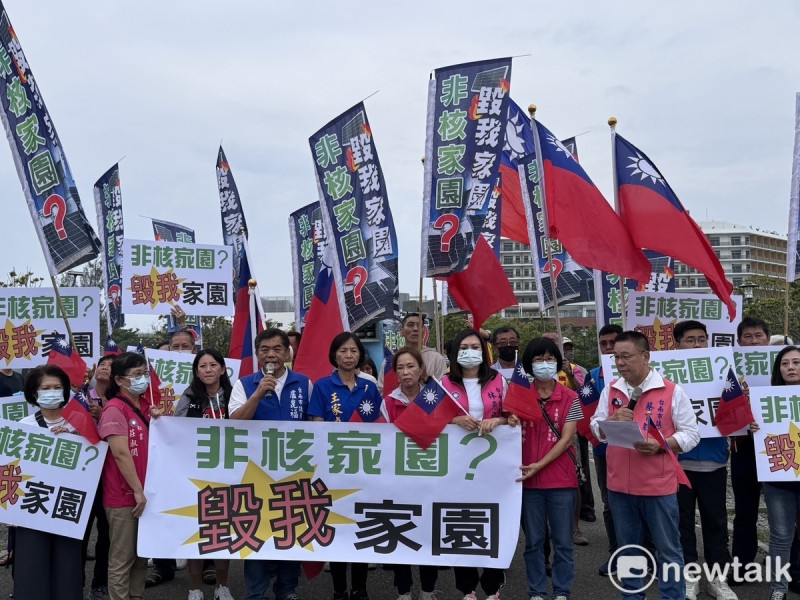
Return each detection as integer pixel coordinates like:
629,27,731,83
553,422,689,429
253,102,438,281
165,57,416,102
381,345,398,395
47,333,88,387
104,336,122,356
393,378,464,450
62,396,101,445
647,416,691,488
576,379,601,445
502,361,542,424
349,394,386,423
714,367,754,436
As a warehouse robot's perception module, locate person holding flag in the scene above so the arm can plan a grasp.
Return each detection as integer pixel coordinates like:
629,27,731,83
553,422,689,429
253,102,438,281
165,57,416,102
97,352,164,600
672,320,738,599
590,331,700,600
229,328,311,600
14,365,89,600
308,332,383,600
763,345,800,600
514,337,583,600
442,329,509,600
378,346,441,600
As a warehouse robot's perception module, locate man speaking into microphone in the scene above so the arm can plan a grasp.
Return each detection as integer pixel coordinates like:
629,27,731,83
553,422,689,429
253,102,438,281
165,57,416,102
590,331,699,600
228,328,312,600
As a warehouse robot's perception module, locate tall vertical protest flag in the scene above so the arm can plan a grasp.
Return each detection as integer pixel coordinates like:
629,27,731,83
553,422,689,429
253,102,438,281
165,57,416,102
613,132,735,318
0,2,101,275
529,119,651,284
289,202,327,331
151,218,195,243
217,146,249,289
787,93,800,282
93,164,125,332
309,102,400,331
421,58,512,278
499,99,535,244
229,245,264,378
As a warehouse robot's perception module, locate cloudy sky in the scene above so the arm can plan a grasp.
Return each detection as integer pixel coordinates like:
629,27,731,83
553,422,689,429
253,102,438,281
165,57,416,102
0,1,798,312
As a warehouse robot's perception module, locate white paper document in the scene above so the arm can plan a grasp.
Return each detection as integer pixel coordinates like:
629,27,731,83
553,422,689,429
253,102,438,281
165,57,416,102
598,420,646,449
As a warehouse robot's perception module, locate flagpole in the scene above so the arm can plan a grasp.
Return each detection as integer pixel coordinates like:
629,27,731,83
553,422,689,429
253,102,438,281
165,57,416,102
248,279,259,374
609,116,628,330
51,275,76,349
785,280,791,339
241,231,266,330
432,278,442,354
528,104,564,344
417,277,424,350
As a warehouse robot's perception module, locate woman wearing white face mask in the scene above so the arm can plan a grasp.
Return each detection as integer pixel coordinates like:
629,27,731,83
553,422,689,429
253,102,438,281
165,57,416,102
13,365,84,599
442,328,508,600
512,337,582,600
97,352,163,600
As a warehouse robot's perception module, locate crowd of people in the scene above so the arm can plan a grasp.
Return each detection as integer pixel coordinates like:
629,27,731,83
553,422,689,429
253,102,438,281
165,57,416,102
6,312,800,600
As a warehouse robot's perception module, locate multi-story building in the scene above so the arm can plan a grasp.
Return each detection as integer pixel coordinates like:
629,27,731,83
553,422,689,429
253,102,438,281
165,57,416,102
673,220,787,293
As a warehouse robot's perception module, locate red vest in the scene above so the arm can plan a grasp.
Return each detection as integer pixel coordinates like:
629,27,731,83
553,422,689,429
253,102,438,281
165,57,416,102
383,393,409,423
442,375,504,419
101,396,150,508
606,378,678,496
521,383,578,489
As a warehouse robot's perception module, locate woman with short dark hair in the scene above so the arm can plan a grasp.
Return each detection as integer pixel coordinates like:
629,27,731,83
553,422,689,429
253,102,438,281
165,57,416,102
14,364,84,600
308,332,383,600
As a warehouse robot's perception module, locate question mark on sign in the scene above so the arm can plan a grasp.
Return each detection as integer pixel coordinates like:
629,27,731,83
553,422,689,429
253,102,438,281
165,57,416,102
460,432,498,480
345,266,368,305
714,355,730,377
82,445,100,472
81,295,94,317
42,194,68,240
433,214,459,252
216,248,229,269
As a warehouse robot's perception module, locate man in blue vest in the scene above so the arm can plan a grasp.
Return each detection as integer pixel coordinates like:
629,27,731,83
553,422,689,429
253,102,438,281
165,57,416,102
230,328,312,600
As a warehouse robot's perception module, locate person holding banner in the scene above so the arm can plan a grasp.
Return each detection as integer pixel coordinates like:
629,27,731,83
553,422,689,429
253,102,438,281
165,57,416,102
98,352,163,600
309,332,383,600
763,345,800,600
515,337,582,600
590,331,700,600
379,346,440,600
14,364,84,600
174,348,235,600
230,328,311,600
673,320,738,600
442,329,508,600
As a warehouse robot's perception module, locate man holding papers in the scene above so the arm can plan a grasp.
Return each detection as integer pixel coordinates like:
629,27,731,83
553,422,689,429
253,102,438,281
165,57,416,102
590,331,700,600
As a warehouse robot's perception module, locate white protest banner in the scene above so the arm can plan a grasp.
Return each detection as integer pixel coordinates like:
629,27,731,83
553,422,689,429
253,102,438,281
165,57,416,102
626,291,742,350
0,287,100,369
143,349,241,416
122,239,234,317
0,420,107,538
750,385,800,482
0,395,34,422
602,347,739,438
732,346,780,387
139,419,521,567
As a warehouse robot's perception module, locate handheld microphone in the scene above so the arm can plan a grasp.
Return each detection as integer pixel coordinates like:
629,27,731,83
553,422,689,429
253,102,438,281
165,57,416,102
265,363,275,399
627,386,643,411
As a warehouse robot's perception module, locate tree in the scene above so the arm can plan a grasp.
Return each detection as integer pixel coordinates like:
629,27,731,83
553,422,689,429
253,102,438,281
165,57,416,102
740,276,800,342
0,268,44,288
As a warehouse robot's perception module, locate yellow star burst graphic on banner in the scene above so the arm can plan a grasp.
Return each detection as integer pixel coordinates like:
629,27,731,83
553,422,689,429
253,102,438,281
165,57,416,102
760,422,800,478
164,460,358,558
1,319,44,365
0,458,35,509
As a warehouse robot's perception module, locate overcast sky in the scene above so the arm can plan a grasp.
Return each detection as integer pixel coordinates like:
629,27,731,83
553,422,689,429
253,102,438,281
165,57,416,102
1,1,798,313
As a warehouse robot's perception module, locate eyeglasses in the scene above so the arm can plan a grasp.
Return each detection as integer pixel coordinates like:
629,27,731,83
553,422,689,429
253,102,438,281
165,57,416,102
614,352,645,363
532,357,557,364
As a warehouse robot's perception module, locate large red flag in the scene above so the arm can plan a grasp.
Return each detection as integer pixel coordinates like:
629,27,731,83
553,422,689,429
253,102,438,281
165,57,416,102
293,267,345,384
532,120,651,284
614,133,735,319
446,236,517,329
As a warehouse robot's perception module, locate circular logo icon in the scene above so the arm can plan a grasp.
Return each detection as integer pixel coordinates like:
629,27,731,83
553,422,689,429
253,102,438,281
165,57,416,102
608,544,657,594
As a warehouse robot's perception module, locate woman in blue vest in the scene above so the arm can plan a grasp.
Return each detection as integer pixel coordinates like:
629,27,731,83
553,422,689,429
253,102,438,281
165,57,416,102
442,328,508,600
309,332,383,600
174,348,235,600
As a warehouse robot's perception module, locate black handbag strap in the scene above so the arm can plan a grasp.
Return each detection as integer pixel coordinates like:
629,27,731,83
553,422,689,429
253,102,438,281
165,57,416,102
116,397,149,430
34,410,47,428
537,398,579,467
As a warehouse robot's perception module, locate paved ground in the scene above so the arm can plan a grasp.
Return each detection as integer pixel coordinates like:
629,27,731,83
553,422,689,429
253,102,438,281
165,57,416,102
0,456,776,599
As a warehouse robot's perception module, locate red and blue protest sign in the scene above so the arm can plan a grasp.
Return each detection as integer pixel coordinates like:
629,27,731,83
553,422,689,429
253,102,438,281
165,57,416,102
421,58,512,277
217,146,249,289
309,102,399,332
92,164,125,331
0,2,101,275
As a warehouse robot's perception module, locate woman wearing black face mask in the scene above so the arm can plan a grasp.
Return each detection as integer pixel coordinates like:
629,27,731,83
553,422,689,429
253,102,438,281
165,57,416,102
490,327,521,381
